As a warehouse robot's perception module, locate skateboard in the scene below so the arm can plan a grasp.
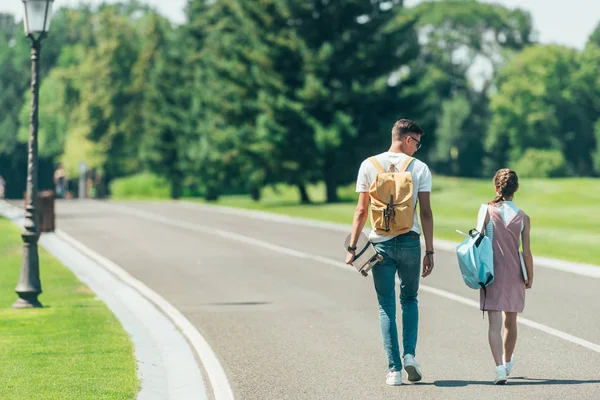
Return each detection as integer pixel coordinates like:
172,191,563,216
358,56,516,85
344,232,383,277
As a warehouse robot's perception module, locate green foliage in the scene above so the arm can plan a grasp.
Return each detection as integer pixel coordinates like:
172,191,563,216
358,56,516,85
594,120,600,173
68,7,142,179
575,42,600,175
287,0,423,201
1,0,599,203
18,68,70,159
589,22,600,47
52,4,166,185
410,0,535,175
432,93,473,175
134,14,189,199
109,172,170,199
185,0,297,201
487,44,599,175
512,149,568,178
412,0,534,75
0,14,30,198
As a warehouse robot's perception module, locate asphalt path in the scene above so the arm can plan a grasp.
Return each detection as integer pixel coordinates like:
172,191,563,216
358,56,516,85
22,200,600,399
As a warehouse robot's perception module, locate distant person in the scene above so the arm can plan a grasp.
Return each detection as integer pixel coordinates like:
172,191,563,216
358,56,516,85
87,170,94,198
87,170,99,198
0,174,5,199
54,164,67,199
345,119,434,386
481,169,534,384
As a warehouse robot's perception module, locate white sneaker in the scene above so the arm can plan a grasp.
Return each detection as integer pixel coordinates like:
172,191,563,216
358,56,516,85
403,354,422,382
505,356,515,376
494,365,507,385
386,371,403,386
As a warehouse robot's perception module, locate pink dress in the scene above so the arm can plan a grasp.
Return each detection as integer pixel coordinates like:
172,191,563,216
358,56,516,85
480,205,526,312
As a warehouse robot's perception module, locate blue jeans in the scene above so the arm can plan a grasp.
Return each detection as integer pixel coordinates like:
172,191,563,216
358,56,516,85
372,234,421,371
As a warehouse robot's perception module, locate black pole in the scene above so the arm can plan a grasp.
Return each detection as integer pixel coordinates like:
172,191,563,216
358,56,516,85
14,36,43,309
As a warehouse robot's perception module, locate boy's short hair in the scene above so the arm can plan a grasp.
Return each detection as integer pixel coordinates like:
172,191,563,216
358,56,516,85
392,119,424,140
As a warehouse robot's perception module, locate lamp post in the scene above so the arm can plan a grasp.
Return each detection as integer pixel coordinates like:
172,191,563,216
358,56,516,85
14,0,54,309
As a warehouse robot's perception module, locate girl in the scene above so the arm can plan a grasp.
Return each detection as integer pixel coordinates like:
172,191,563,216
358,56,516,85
482,169,534,384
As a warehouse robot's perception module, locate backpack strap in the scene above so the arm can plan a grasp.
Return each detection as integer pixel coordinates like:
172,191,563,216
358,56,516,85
476,204,489,234
368,157,385,173
399,156,415,172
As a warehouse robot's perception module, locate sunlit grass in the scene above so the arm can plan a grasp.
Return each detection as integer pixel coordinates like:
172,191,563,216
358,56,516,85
0,218,139,399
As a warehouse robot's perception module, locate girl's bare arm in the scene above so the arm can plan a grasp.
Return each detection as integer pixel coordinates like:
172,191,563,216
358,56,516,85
522,214,534,287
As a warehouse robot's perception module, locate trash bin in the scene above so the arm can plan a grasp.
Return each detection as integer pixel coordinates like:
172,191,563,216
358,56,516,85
23,191,55,233
37,191,55,233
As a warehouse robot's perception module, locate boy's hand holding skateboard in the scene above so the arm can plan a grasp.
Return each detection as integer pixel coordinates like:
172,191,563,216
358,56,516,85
343,232,382,277
345,249,356,265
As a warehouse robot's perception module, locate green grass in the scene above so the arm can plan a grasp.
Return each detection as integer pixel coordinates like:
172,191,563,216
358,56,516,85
110,172,171,200
189,177,600,265
0,218,139,400
430,177,600,264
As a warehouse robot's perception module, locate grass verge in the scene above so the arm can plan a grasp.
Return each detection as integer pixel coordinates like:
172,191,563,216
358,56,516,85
110,172,170,200
0,218,139,400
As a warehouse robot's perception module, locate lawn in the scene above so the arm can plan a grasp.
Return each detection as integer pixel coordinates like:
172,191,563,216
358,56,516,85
0,218,139,400
190,176,600,265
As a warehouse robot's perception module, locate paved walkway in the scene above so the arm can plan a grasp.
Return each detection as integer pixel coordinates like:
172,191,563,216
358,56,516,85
40,200,600,399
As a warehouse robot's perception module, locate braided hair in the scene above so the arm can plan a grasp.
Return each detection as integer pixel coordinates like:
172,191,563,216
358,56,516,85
489,169,519,206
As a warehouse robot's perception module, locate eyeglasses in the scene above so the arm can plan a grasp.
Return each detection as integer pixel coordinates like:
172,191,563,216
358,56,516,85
409,136,422,150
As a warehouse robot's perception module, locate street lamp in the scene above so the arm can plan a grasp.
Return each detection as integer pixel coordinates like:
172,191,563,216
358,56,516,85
14,0,54,309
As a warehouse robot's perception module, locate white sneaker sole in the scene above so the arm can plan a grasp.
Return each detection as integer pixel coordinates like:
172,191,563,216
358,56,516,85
405,365,422,382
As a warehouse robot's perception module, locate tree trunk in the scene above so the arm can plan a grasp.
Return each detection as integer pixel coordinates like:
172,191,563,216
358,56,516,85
250,187,261,201
297,184,311,204
205,187,219,202
325,180,338,203
324,163,339,203
170,178,182,200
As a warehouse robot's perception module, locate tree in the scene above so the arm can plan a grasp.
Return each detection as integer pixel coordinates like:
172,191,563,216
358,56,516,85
185,0,317,201
0,14,31,198
487,45,599,176
431,93,471,176
589,21,600,47
285,0,422,202
412,0,534,85
18,68,70,160
10,4,127,196
59,5,144,186
184,0,269,200
594,120,600,173
410,0,535,176
578,34,600,174
136,15,189,199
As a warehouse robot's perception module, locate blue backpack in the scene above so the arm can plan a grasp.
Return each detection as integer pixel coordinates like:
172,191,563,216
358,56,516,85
456,205,494,302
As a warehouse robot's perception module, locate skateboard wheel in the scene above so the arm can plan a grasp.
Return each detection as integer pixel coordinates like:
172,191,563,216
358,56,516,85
361,270,369,277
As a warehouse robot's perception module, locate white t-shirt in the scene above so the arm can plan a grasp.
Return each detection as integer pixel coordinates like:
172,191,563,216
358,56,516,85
355,151,432,243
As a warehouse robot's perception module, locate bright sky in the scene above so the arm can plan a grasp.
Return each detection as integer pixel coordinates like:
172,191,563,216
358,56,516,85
0,0,598,49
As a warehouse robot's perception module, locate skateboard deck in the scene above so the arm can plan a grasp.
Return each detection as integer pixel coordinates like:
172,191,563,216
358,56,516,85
345,232,383,277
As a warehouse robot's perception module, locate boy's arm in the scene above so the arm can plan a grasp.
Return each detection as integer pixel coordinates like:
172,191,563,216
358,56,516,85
345,192,370,265
418,191,434,277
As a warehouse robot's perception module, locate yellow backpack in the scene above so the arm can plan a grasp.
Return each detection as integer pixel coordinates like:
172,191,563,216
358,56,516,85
368,156,415,236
